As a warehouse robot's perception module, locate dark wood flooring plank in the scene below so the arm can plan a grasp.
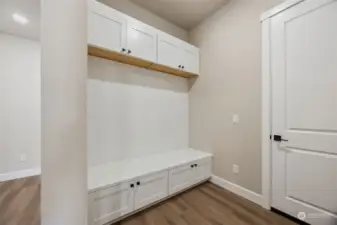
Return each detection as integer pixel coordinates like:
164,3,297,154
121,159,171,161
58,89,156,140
181,187,246,225
157,201,189,225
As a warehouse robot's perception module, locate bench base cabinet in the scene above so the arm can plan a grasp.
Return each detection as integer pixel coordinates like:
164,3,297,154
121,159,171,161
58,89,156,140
169,158,212,196
89,157,212,225
134,171,168,210
194,159,212,183
168,164,194,195
88,182,134,225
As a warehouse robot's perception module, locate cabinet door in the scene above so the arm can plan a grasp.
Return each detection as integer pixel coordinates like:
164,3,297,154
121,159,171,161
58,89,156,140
134,171,168,210
181,46,200,74
89,182,134,225
194,158,212,183
157,33,183,70
88,1,126,53
169,164,194,195
126,19,157,62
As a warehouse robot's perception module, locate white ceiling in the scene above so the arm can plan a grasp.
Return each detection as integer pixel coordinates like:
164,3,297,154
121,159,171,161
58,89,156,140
129,0,230,29
0,0,40,40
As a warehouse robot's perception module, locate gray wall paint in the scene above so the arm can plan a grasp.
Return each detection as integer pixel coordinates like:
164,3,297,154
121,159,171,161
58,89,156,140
0,33,41,175
188,0,284,194
99,0,189,41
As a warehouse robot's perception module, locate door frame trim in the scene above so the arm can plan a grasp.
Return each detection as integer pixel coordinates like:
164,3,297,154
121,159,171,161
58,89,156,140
260,0,304,21
260,0,311,211
261,17,272,210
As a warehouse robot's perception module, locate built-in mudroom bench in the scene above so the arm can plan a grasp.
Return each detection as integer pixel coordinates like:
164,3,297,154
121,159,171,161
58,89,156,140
86,1,209,224
88,149,212,225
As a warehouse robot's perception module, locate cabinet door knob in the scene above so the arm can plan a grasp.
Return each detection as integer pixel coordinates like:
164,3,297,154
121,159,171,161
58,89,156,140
195,164,198,167
137,181,140,186
130,184,134,188
121,48,126,52
128,49,131,54
182,66,185,69
191,165,194,168
178,65,181,68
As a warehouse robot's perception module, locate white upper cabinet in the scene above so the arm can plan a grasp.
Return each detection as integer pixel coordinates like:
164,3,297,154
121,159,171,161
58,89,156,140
126,19,157,62
88,1,126,53
157,32,183,70
157,32,200,74
88,0,200,77
181,45,200,74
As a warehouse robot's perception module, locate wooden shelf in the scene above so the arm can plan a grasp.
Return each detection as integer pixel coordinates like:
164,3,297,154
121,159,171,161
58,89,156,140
88,46,198,79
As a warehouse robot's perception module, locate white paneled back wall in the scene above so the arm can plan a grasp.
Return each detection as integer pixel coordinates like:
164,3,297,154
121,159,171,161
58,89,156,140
88,56,189,166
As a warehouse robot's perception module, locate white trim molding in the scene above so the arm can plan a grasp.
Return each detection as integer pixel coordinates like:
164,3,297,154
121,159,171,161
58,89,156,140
261,18,272,210
260,0,304,21
0,168,41,182
210,175,269,209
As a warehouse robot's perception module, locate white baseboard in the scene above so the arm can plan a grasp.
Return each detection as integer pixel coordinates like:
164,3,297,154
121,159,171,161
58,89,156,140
210,175,269,209
0,168,41,182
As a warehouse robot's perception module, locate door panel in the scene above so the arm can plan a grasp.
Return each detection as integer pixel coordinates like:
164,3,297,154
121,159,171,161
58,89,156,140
286,151,337,213
194,158,212,183
88,8,126,52
169,164,193,195
126,19,157,62
284,131,337,155
181,47,199,74
134,171,168,210
285,1,337,132
271,0,337,224
157,33,182,70
89,182,134,225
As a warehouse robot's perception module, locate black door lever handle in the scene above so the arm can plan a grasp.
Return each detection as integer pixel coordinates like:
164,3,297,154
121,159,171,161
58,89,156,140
274,135,288,142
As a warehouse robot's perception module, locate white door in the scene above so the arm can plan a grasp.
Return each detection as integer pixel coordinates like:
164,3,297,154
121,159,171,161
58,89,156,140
181,46,199,74
88,1,126,53
126,19,157,62
157,33,183,70
271,0,337,224
168,164,194,195
193,158,212,183
89,182,134,225
134,171,168,210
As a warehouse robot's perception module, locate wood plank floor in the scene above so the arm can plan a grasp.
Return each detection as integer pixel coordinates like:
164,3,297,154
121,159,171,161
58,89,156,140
0,176,40,225
0,177,297,225
117,182,298,225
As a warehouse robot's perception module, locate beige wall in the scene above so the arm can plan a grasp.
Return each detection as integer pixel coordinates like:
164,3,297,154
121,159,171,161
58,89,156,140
188,0,284,194
99,0,189,41
0,33,40,176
